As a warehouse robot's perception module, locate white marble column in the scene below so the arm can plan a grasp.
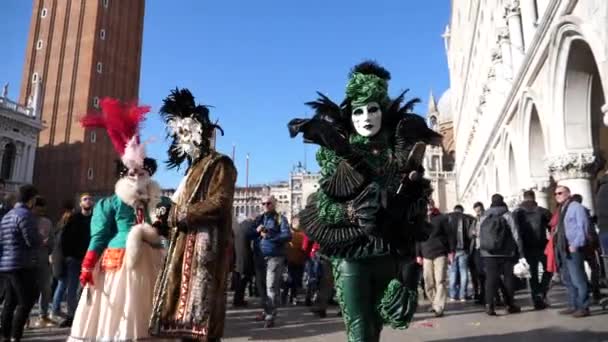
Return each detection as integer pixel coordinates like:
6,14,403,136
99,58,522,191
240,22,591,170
548,153,599,214
505,1,525,72
520,0,538,49
531,180,551,209
11,146,22,183
17,143,27,183
26,145,35,182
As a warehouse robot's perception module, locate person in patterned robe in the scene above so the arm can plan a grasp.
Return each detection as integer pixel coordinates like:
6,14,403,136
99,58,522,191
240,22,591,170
150,88,237,342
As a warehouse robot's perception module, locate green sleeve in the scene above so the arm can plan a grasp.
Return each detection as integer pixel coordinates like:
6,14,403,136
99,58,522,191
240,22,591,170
315,147,348,224
88,197,116,255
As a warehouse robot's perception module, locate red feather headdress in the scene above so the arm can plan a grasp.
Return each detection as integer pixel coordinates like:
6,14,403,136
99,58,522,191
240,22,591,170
80,98,151,169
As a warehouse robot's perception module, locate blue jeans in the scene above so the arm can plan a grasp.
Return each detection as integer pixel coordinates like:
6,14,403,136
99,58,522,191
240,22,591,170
254,256,285,321
558,250,589,310
51,257,81,318
448,251,469,299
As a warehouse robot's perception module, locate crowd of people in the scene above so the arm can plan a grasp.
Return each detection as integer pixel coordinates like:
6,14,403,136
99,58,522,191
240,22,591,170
418,188,606,319
0,183,95,341
230,186,607,329
231,195,341,328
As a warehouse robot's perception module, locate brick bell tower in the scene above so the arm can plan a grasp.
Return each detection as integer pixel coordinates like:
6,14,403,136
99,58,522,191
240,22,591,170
19,0,146,215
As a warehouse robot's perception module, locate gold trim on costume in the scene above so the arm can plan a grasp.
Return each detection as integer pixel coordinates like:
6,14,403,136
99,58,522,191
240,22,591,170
101,248,126,272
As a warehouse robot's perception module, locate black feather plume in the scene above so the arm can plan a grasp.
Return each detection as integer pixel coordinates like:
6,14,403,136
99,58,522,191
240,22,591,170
305,92,343,122
400,98,422,114
350,60,391,80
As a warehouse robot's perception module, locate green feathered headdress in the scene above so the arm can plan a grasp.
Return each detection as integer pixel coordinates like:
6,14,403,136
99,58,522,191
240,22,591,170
345,61,391,108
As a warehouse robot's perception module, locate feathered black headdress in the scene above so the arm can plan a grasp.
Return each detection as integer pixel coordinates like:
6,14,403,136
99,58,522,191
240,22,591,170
160,88,224,170
348,60,391,81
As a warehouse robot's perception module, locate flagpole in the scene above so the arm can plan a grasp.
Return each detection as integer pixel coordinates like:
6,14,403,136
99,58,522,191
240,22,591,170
246,153,250,217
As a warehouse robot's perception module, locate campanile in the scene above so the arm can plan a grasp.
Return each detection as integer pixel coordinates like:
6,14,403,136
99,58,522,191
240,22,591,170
19,0,146,213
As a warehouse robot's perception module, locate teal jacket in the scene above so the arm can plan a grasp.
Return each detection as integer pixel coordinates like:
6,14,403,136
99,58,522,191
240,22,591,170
87,195,152,255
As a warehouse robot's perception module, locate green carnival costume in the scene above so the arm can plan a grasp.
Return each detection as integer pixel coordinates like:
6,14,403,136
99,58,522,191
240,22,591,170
288,61,442,342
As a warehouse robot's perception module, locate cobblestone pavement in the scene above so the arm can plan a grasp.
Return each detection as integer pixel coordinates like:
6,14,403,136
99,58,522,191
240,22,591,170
20,287,608,341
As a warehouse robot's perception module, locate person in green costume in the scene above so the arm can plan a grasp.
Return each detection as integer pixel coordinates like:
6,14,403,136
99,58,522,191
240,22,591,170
288,61,443,342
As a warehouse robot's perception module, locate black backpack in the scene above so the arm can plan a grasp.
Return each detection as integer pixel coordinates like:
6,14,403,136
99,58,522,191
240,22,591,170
480,213,509,254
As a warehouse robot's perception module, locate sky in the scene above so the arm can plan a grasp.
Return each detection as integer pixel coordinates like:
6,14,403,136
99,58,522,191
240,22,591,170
0,1,450,189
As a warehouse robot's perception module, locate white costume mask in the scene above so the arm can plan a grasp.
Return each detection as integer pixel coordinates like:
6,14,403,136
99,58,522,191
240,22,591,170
167,117,204,159
115,168,153,207
351,102,382,137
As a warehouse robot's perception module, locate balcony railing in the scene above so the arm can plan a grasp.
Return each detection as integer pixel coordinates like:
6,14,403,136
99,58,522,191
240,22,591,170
0,97,33,117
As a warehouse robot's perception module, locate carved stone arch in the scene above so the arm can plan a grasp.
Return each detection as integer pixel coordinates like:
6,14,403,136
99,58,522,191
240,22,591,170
519,89,550,187
1,140,17,180
548,16,608,152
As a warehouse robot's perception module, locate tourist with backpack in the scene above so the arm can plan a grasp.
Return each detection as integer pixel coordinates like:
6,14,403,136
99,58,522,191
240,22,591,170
479,194,524,316
513,190,552,310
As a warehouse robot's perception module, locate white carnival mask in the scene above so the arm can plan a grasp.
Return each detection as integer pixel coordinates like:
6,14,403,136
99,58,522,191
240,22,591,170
167,117,204,159
351,102,382,137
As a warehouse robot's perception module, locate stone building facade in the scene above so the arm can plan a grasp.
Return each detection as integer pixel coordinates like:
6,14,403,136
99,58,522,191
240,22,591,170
447,0,608,212
0,82,44,197
233,164,321,223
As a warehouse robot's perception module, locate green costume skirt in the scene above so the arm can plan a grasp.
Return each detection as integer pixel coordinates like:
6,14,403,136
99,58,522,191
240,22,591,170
332,255,419,342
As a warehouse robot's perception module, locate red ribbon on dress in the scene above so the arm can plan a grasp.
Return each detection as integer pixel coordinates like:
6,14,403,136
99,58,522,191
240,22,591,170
136,207,145,225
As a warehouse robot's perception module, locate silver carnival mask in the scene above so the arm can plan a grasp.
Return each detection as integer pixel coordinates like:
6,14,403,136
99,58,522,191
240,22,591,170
168,117,204,159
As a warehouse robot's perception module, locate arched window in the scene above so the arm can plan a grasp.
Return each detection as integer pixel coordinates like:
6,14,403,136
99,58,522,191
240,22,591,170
1,143,16,180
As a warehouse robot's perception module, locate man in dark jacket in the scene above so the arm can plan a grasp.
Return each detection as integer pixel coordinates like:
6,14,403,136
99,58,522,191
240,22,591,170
248,195,291,328
50,193,93,327
470,201,485,304
513,190,552,309
417,200,455,317
596,172,608,259
447,205,476,301
479,194,523,316
233,218,254,307
0,184,41,341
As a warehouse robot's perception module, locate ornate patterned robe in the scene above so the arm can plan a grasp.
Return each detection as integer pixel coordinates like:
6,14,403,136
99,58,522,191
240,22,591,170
149,152,237,340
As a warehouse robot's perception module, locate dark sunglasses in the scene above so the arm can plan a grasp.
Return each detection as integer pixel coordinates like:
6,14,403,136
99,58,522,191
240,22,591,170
261,202,272,206
554,191,564,196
